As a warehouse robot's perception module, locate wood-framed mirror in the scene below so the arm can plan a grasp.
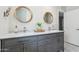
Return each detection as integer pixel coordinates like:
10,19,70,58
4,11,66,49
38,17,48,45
14,6,32,23
44,12,53,24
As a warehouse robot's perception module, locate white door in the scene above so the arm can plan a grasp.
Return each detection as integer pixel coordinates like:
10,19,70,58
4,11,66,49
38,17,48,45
64,9,79,46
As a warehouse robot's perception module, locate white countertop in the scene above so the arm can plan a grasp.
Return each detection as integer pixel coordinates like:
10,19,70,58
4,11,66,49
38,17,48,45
0,30,64,40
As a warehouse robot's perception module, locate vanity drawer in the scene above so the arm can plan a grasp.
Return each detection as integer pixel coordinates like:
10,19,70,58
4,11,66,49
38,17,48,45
38,36,58,46
18,36,37,44
24,42,37,52
3,44,24,52
2,38,21,47
38,39,49,46
38,33,57,41
2,36,37,47
56,32,64,37
38,38,58,52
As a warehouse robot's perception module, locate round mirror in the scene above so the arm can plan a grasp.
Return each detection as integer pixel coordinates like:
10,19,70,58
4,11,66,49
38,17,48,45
44,12,53,24
14,6,32,23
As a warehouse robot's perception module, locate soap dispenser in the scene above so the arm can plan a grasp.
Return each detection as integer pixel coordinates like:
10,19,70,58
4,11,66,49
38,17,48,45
14,25,18,33
23,27,27,32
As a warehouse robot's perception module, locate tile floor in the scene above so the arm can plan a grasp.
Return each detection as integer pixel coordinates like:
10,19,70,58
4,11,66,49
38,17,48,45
64,42,79,52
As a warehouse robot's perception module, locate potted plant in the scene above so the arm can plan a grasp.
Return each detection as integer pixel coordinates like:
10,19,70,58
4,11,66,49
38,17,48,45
34,21,45,32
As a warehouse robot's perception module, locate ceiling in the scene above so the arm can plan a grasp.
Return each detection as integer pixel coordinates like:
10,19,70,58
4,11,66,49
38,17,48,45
61,6,79,12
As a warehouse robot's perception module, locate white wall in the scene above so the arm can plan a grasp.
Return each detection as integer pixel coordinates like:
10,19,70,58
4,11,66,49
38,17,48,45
64,8,79,51
0,6,60,34
64,9,79,43
0,6,10,34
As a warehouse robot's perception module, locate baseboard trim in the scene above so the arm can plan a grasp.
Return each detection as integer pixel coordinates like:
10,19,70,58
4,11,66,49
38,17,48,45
65,41,79,47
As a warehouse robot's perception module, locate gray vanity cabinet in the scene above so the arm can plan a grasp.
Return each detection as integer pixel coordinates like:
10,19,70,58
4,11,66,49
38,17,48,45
2,38,24,52
24,43,37,52
1,32,64,52
3,44,24,52
57,33,64,51
2,37,38,52
38,39,58,52
38,34,58,52
21,37,38,52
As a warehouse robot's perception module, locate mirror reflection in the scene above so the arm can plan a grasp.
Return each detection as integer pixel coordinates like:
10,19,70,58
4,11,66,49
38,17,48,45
44,12,53,24
14,6,32,23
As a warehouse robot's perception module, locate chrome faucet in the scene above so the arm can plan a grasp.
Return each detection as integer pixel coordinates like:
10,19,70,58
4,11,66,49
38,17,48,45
23,27,27,32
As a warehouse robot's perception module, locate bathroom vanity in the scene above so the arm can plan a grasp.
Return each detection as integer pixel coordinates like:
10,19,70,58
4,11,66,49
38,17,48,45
0,30,64,52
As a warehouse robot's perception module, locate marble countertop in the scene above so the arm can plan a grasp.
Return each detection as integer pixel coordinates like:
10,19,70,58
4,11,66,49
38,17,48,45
0,30,64,40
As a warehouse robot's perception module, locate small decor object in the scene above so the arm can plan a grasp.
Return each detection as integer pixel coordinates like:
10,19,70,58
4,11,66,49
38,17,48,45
4,7,11,17
37,22,42,29
34,21,45,32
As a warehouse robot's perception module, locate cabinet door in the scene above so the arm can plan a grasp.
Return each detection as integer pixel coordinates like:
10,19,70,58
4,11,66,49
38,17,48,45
2,38,24,52
57,33,64,52
38,39,58,52
38,34,58,52
24,42,37,52
22,37,38,52
3,44,24,52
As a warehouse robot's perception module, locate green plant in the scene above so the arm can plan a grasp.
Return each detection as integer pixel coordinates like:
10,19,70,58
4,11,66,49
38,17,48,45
36,22,43,28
